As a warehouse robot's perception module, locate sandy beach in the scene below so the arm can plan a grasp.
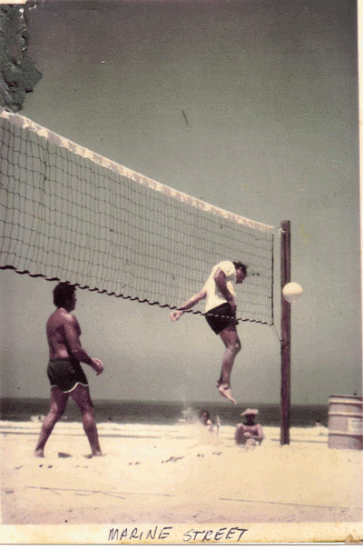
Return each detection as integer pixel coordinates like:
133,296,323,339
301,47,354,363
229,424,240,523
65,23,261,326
1,419,362,544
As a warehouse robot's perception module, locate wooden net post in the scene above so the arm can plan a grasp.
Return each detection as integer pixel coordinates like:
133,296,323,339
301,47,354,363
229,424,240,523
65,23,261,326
280,220,291,445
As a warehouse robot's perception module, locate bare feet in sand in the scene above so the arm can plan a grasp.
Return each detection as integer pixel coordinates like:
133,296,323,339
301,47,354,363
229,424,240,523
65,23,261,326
217,383,237,405
87,451,104,458
34,450,45,458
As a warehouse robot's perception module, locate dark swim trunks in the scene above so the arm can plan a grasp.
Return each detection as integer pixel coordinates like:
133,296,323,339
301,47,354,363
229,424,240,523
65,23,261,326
205,302,239,335
47,358,89,393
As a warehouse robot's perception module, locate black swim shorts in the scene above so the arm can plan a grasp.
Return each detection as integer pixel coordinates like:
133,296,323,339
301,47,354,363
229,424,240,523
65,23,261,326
205,302,239,335
47,358,89,393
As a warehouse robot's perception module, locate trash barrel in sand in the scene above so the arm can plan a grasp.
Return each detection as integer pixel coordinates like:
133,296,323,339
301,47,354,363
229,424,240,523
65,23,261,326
328,395,362,450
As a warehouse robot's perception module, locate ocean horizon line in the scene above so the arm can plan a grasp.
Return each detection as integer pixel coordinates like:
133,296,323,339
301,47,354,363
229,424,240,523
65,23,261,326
0,397,329,428
0,396,328,406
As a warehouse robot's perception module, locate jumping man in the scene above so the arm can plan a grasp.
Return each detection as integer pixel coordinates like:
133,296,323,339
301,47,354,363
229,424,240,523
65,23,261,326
170,260,247,405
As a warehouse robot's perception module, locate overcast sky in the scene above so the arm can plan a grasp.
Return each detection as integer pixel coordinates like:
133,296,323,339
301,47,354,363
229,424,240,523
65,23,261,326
0,0,361,405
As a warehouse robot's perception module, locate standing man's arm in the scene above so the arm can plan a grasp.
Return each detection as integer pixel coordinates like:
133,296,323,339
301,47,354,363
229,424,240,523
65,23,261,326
63,313,104,375
214,268,236,312
170,289,207,321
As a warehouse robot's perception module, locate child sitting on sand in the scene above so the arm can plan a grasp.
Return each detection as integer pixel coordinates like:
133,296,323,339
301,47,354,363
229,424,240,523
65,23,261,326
199,409,220,435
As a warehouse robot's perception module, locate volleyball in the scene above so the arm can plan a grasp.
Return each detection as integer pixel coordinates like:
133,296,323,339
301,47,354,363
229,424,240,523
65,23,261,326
282,282,303,304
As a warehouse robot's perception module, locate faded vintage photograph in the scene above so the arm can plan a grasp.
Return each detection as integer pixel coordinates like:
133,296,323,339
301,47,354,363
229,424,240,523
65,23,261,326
0,0,362,544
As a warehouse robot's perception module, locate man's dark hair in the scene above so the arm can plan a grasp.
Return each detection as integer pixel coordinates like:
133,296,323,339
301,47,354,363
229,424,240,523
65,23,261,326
233,261,248,276
53,282,76,308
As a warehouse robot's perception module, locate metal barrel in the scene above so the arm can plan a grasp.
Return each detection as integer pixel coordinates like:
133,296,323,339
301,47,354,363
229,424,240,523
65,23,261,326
328,395,362,450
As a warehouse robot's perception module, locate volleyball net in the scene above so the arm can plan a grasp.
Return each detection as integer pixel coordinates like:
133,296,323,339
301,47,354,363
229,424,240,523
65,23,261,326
0,110,275,325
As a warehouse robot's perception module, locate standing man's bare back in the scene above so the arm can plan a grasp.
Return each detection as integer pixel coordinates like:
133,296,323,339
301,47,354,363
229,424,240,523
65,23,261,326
46,302,102,369
47,307,80,360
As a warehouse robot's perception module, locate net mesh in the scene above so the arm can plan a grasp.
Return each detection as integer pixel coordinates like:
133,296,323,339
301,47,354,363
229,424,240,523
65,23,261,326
0,110,274,325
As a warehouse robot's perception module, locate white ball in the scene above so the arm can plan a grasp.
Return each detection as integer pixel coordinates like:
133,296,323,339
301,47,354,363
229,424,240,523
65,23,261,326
282,282,303,304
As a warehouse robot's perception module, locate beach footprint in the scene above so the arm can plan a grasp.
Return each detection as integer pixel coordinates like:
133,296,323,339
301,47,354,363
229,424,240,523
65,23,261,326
162,456,184,463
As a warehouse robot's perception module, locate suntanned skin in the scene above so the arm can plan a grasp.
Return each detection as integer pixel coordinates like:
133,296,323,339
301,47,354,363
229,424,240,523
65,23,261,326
170,266,246,405
235,414,264,447
34,291,104,458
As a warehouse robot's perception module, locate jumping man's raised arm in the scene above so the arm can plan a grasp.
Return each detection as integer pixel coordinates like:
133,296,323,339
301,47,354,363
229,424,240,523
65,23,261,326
169,288,207,322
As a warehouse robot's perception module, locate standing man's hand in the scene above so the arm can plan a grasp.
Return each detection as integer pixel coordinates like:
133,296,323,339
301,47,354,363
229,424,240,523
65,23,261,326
92,358,104,375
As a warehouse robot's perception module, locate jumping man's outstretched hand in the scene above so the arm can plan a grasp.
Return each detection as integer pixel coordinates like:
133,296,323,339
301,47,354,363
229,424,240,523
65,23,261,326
170,289,207,323
170,310,183,322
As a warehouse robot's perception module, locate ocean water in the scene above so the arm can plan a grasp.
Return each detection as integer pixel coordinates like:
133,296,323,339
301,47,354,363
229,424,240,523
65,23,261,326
0,398,328,427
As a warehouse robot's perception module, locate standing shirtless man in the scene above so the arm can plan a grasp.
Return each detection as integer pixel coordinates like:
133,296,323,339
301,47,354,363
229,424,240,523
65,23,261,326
34,282,104,458
170,260,247,405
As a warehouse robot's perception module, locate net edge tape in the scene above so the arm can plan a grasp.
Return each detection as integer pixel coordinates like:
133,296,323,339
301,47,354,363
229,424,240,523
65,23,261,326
0,110,274,234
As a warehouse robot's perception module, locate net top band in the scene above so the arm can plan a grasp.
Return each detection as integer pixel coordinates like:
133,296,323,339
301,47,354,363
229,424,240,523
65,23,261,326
0,109,274,234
